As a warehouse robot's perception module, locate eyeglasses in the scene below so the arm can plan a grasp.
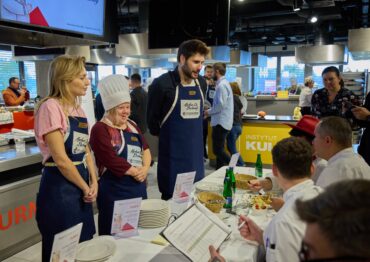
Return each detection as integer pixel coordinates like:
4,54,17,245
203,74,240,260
299,241,369,262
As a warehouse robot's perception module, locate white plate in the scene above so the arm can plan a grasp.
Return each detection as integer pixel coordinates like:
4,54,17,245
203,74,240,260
76,237,116,262
140,199,169,211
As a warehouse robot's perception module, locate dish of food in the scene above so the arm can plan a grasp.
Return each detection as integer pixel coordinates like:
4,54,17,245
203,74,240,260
250,194,272,210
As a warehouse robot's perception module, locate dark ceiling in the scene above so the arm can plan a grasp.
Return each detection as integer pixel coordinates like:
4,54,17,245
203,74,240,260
116,0,369,48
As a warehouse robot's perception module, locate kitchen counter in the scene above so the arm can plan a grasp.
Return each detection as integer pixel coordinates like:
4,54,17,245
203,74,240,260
0,142,42,172
242,114,297,124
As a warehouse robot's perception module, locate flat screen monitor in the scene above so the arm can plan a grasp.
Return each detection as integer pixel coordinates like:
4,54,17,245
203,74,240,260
0,0,105,36
149,0,229,49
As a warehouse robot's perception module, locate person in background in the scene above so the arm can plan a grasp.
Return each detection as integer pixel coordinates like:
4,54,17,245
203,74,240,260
209,137,322,262
147,39,209,200
34,55,97,261
90,75,151,235
2,76,30,106
311,66,359,118
296,179,370,261
204,62,233,169
226,82,245,166
352,92,370,165
203,64,215,160
287,77,301,95
299,77,314,115
130,73,148,133
313,116,370,188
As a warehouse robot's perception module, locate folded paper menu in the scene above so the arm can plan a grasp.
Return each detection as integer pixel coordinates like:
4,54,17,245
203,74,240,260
161,202,231,262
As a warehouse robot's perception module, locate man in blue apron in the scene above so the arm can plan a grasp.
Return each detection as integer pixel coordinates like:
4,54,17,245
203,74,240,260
203,65,216,160
147,39,210,200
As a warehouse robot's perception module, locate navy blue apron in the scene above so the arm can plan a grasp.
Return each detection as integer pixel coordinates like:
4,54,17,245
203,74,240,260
158,79,205,200
97,127,147,235
36,116,95,262
205,85,216,107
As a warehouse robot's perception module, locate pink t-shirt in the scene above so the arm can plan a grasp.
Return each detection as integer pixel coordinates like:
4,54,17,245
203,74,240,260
34,98,86,163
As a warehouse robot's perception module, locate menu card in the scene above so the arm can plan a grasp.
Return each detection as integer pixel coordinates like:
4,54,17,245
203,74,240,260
229,153,240,168
111,197,142,238
50,223,82,262
172,171,196,203
161,202,232,262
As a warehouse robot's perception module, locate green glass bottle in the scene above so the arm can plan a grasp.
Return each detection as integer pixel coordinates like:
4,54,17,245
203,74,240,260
223,169,233,209
255,152,263,178
229,167,236,193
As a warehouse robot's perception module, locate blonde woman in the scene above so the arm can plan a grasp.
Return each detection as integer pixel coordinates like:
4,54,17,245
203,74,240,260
299,76,314,115
34,55,97,262
90,75,151,235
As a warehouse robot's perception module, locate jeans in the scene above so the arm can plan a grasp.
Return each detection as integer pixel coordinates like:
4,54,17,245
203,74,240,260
226,124,245,166
212,124,231,169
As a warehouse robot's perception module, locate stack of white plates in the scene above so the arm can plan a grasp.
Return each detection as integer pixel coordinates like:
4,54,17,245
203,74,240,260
76,236,116,262
139,199,170,228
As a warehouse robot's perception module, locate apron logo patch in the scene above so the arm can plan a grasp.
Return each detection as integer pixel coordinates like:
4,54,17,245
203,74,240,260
180,100,201,119
127,144,143,167
208,90,215,99
131,136,138,142
78,122,88,129
188,90,196,96
72,131,88,154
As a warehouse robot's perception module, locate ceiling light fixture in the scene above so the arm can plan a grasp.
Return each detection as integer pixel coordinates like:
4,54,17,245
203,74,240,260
237,0,245,2
310,16,318,23
293,0,300,12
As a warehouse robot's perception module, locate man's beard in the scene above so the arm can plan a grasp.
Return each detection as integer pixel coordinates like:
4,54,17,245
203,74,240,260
181,62,198,79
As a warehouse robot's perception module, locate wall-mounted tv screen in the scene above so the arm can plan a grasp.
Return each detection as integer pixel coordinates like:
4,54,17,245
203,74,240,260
0,0,105,36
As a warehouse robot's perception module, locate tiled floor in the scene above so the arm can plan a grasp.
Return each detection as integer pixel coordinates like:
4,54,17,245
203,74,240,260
3,160,216,262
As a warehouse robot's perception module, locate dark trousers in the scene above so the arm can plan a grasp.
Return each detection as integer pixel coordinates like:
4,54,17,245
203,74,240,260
212,124,231,169
203,119,209,158
301,106,312,115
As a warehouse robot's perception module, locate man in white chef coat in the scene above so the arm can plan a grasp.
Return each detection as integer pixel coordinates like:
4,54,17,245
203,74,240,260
313,116,370,188
209,137,322,262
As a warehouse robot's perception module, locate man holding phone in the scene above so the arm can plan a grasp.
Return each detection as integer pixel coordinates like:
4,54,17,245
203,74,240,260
2,77,29,106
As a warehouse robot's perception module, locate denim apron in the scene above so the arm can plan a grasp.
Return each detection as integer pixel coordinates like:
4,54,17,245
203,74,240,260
158,79,205,199
97,127,147,235
36,116,95,262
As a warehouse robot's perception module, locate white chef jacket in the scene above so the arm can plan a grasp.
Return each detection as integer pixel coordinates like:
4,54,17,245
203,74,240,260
316,148,370,188
298,87,313,107
263,180,322,262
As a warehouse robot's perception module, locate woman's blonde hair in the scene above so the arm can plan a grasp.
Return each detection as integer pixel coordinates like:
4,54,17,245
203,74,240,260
229,82,241,96
36,55,86,114
304,76,314,87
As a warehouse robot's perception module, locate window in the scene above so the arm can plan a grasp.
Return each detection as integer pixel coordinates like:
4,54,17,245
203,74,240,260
280,56,304,90
151,68,168,79
115,65,129,76
343,55,370,72
97,65,113,80
225,67,237,82
0,50,19,92
254,56,277,94
312,65,338,89
24,61,37,98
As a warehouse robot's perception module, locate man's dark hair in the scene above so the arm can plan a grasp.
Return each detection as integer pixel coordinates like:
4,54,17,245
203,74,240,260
130,73,141,83
204,65,213,70
296,179,370,257
317,116,352,148
289,129,315,143
272,137,313,179
9,77,19,85
177,39,209,63
213,62,226,76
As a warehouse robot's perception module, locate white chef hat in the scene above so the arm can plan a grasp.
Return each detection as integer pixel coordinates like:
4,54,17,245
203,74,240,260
98,74,131,111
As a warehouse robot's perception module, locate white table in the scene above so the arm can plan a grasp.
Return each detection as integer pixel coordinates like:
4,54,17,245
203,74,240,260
106,166,275,262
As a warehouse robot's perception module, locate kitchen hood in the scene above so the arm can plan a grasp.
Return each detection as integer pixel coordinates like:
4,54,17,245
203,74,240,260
229,49,251,67
295,44,348,65
206,46,230,64
348,28,370,60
